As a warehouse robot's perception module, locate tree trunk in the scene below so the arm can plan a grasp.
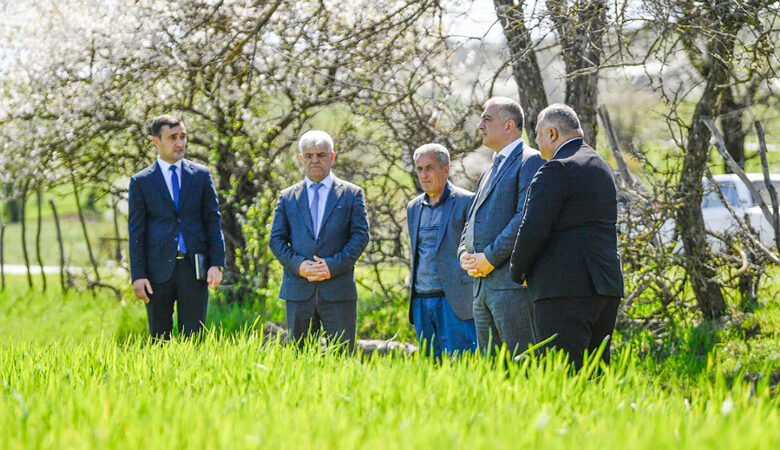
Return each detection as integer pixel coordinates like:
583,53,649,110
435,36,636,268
720,87,746,172
548,0,606,145
71,173,100,285
19,180,33,288
49,199,67,292
493,0,548,140
35,189,46,291
675,37,730,319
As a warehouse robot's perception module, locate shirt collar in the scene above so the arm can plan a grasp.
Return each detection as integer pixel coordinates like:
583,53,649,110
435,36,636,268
553,137,583,158
422,181,451,208
305,173,334,190
496,137,523,161
157,157,183,173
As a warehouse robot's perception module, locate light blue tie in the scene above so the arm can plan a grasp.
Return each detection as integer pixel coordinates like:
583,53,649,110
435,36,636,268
170,165,187,254
310,182,322,239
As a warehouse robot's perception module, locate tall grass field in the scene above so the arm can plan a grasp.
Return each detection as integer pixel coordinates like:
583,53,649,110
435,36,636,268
1,276,778,449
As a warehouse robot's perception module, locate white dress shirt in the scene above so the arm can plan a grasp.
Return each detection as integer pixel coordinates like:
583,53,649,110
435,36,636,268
305,173,334,236
156,157,183,202
494,137,524,172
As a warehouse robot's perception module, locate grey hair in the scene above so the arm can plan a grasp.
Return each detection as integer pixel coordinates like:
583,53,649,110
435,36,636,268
537,104,583,137
484,97,524,132
298,130,334,153
413,143,450,168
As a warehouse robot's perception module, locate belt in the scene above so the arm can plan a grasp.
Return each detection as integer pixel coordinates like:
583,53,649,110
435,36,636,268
176,250,187,260
416,291,445,299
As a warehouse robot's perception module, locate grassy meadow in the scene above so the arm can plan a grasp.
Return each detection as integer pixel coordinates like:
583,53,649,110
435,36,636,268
0,273,778,449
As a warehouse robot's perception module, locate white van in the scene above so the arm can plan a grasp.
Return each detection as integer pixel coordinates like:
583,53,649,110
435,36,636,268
702,173,780,249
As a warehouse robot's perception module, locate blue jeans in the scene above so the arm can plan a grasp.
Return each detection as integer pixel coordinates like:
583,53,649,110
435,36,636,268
412,294,478,358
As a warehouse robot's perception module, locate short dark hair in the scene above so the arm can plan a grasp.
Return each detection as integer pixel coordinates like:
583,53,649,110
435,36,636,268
150,114,184,138
485,97,524,133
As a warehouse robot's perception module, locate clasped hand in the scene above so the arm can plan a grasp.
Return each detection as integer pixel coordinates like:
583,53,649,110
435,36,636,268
298,256,331,282
460,252,494,278
132,266,223,303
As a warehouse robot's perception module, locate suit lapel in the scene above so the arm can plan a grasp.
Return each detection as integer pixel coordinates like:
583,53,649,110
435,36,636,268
178,160,195,209
319,177,344,232
150,162,176,212
473,142,523,213
434,189,455,251
409,199,422,254
295,182,315,238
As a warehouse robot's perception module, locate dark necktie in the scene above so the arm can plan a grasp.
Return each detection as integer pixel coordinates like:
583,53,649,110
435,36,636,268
476,154,505,205
487,154,505,188
169,165,187,254
464,154,505,251
310,182,322,239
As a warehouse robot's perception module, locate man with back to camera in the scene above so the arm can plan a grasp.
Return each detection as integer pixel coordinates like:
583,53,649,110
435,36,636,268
128,114,226,339
510,104,624,369
407,143,477,358
269,130,370,351
458,97,545,356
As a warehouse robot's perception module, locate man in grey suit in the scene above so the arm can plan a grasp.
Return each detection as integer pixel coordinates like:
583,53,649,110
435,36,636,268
511,104,624,369
458,97,545,356
407,144,476,358
269,130,370,350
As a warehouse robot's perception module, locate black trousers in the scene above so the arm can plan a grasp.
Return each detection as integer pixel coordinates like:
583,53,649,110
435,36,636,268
285,289,357,351
145,257,208,340
533,295,620,370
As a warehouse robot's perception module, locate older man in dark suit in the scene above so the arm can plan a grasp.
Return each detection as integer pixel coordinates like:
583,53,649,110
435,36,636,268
458,97,545,356
129,114,226,339
510,104,624,369
407,144,476,358
269,130,370,350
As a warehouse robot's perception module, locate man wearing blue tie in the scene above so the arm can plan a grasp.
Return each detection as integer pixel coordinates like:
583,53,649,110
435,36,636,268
128,115,226,339
269,130,370,350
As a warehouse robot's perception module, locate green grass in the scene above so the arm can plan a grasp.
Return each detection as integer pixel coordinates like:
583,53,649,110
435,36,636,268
0,277,778,449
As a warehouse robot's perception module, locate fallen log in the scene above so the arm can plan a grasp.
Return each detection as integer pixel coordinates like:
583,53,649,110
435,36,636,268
262,321,417,356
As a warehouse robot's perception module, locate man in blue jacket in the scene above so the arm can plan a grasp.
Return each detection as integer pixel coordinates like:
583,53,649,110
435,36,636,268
407,144,476,358
459,97,545,356
129,114,226,339
269,130,370,350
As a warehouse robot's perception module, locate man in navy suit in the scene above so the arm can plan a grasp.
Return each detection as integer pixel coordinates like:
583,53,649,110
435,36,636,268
269,130,370,350
458,97,545,356
129,114,226,339
407,144,476,358
511,104,624,369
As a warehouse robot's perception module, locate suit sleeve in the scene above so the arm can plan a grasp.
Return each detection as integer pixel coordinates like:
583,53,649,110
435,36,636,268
128,176,148,281
483,155,545,267
324,187,370,277
269,193,307,276
510,160,567,282
201,170,226,267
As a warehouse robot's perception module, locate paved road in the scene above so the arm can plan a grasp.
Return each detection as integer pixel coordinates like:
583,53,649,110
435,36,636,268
0,265,97,275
